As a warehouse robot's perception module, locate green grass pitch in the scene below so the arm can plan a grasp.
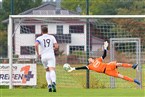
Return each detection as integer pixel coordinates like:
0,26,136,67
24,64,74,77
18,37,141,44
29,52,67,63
1,88,144,97
0,64,145,97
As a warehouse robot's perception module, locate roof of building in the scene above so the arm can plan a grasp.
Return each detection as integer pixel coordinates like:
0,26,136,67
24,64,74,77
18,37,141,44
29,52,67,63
19,2,79,15
2,2,79,23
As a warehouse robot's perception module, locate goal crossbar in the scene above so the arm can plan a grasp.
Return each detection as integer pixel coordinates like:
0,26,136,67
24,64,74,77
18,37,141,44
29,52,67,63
9,15,145,19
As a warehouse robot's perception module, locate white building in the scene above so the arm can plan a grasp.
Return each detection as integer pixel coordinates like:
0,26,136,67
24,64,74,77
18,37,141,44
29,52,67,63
3,2,104,60
14,18,87,59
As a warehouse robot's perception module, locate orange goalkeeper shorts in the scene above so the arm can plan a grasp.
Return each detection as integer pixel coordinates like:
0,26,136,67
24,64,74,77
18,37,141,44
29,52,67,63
104,61,119,77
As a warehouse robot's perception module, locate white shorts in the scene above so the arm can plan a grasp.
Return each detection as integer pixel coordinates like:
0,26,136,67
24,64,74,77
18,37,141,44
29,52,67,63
41,57,56,69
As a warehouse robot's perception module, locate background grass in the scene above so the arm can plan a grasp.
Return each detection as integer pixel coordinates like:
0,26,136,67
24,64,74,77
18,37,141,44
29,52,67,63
0,64,144,97
1,88,144,97
37,64,145,89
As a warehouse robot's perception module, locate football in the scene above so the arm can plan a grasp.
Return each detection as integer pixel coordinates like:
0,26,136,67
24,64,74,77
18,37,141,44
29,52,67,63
63,63,71,71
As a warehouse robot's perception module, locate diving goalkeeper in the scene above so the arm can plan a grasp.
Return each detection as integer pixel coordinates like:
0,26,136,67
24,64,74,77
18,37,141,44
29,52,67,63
68,41,141,85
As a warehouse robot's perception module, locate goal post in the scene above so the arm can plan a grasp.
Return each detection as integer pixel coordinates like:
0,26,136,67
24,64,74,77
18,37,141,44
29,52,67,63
7,15,144,89
110,38,142,89
8,17,13,89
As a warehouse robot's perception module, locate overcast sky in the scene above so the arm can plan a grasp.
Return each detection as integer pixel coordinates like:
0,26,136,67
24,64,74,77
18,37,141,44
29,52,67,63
0,0,2,2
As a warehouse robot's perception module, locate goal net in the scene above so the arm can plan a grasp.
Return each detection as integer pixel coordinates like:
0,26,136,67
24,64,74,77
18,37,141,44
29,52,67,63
6,15,144,89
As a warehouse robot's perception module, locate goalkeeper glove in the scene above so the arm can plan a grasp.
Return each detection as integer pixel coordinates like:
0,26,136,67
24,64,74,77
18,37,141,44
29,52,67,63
104,41,108,50
68,67,75,72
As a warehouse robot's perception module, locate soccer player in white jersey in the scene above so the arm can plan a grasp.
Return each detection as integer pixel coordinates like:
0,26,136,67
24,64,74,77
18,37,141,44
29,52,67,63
35,26,59,92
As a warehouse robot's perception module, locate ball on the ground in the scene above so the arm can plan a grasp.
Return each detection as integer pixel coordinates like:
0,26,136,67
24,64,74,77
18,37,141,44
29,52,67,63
63,63,71,71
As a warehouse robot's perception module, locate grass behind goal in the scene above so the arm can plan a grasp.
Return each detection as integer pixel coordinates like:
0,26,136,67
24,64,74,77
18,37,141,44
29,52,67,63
1,64,145,97
1,88,144,97
37,64,145,89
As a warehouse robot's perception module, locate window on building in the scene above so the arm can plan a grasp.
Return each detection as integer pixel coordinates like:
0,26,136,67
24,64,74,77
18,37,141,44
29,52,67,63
69,25,84,33
20,46,35,55
69,46,84,54
20,25,35,34
57,25,63,34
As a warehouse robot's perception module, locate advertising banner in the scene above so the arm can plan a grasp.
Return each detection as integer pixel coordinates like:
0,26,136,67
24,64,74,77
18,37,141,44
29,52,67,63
0,64,36,85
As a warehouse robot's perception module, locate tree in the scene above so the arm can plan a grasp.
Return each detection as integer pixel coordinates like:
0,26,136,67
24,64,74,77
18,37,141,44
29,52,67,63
116,0,145,15
61,0,145,15
0,0,43,30
61,0,100,15
2,0,42,15
0,31,7,57
0,0,43,58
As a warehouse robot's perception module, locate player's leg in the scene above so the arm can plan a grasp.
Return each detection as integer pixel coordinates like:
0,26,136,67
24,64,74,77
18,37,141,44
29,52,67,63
105,65,140,85
48,58,56,92
49,67,56,92
46,68,52,92
116,63,138,69
117,74,140,85
118,74,134,82
41,58,52,92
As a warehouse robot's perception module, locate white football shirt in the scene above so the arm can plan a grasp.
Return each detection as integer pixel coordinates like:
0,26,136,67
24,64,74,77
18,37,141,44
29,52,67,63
36,34,57,58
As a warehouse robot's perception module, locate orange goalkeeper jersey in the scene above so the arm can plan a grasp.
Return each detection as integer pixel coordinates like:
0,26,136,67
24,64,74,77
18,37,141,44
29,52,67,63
87,57,107,73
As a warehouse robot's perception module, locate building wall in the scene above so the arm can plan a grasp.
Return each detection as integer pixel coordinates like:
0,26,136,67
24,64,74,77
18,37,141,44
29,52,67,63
15,23,36,58
67,23,86,52
14,22,86,58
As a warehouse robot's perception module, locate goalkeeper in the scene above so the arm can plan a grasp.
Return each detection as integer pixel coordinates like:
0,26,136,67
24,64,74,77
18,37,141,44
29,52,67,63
68,41,141,85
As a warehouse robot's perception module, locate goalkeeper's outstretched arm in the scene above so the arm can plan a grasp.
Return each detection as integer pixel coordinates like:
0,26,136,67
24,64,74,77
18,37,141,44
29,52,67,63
68,66,88,72
102,41,108,59
68,41,109,72
75,66,88,70
102,49,107,59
